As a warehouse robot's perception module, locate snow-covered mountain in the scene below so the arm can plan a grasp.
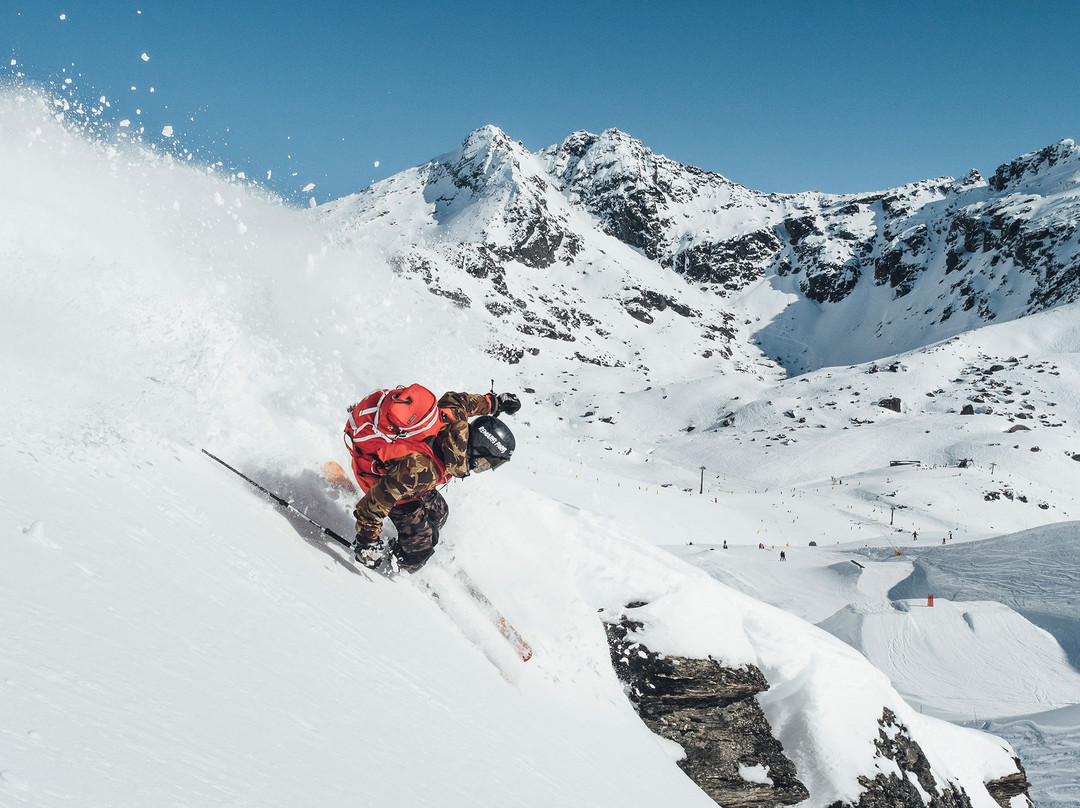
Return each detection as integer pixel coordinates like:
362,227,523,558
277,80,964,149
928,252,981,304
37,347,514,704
321,125,1080,376
2,84,1077,808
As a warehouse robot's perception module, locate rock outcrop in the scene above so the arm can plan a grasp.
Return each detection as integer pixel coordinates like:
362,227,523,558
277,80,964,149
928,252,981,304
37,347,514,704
985,759,1033,808
604,609,808,807
605,608,1033,808
827,707,974,808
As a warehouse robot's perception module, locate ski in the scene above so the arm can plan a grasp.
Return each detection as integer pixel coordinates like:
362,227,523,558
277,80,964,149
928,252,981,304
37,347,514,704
419,565,533,663
451,568,533,662
322,460,356,493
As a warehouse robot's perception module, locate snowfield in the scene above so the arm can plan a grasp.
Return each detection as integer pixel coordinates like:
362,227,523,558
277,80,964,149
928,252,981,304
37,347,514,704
1,85,1077,807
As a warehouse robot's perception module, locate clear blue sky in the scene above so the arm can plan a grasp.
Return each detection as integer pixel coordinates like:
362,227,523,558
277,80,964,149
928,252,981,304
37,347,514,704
5,1,1080,204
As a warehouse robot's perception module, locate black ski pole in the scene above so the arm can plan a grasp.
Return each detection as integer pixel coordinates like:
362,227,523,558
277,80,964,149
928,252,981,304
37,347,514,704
201,449,352,549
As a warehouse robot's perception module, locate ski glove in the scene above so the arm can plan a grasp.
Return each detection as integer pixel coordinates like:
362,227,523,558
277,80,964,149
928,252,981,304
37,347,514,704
353,536,384,570
494,392,521,416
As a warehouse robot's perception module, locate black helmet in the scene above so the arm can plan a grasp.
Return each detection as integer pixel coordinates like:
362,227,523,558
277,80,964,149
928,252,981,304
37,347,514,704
468,415,516,473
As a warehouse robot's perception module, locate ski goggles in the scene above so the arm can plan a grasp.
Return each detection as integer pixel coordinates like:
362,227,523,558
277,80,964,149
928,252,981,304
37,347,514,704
470,455,509,474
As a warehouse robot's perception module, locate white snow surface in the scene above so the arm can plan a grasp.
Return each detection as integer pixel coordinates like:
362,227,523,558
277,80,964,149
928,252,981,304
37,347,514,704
1,86,1076,806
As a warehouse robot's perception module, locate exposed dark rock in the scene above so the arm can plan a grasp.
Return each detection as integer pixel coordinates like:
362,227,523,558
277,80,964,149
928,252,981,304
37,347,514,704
873,228,929,298
827,708,975,808
604,611,808,808
573,352,623,367
868,363,902,374
961,404,975,415
985,759,1033,808
989,140,1080,192
878,398,902,413
802,260,861,303
485,343,524,364
782,215,823,244
669,230,780,293
492,203,572,269
621,289,699,324
428,286,471,308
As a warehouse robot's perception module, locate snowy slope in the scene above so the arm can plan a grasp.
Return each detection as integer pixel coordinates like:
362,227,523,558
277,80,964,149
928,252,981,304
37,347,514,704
6,443,717,807
673,526,1080,808
0,83,1068,807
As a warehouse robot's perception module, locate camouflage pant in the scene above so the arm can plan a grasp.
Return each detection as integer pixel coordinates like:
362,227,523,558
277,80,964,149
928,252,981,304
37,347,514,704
388,489,449,570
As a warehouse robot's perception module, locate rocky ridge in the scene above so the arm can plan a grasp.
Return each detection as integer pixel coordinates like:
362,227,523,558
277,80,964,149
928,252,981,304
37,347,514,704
319,129,1080,377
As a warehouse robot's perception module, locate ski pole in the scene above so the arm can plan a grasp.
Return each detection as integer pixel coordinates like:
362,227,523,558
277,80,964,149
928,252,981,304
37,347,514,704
201,449,352,549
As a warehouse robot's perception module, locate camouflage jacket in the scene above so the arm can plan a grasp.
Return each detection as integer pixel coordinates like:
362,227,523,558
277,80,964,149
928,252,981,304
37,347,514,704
353,391,495,542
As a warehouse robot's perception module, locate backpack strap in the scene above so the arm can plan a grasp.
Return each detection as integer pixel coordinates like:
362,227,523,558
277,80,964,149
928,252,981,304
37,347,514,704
346,390,388,443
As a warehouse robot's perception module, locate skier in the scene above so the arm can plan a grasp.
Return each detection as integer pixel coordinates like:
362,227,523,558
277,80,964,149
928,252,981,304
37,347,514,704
345,385,520,572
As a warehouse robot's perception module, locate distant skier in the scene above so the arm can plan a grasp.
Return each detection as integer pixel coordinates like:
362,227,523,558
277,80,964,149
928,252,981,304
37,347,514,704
779,550,787,561
343,385,520,572
722,540,728,549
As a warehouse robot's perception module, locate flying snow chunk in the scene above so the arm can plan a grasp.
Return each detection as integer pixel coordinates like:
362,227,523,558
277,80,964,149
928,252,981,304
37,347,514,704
308,197,317,208
119,119,131,128
374,160,380,168
59,14,66,20
161,125,174,137
302,183,315,193
10,60,16,66
141,52,150,62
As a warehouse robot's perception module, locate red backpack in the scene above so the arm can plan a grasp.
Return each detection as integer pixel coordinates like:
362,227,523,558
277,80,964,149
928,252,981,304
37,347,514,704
343,384,452,494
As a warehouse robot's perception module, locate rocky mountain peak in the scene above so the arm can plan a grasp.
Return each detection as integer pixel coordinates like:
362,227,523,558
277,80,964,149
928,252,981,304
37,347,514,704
543,127,735,201
988,138,1080,192
949,168,987,194
538,128,755,265
441,124,532,196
